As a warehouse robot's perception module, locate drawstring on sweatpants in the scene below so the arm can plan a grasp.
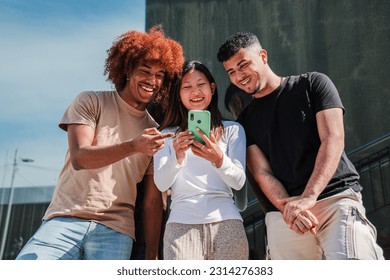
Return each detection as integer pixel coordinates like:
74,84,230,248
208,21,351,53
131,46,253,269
202,223,215,258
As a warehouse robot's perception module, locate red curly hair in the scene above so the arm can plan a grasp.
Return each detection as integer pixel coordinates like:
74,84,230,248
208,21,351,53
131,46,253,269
104,25,184,104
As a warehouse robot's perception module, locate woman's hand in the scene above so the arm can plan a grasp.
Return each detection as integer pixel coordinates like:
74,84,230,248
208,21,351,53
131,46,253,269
172,131,194,165
191,129,224,168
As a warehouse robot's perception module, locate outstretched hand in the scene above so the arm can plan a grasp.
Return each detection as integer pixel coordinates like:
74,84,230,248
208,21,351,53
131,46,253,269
131,127,173,156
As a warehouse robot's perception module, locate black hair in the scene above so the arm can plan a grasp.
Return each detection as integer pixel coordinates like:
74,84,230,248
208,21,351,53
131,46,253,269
224,83,252,112
160,60,223,132
224,83,254,121
217,31,261,62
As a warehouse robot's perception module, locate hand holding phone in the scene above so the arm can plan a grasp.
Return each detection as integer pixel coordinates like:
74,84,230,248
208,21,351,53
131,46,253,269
188,110,210,144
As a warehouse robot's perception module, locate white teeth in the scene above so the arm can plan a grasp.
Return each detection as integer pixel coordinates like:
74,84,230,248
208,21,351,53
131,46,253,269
241,77,250,85
141,85,153,92
191,97,203,102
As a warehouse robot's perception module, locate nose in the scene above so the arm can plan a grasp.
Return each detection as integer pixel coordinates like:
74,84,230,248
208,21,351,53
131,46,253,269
194,86,203,95
145,74,158,86
237,70,245,81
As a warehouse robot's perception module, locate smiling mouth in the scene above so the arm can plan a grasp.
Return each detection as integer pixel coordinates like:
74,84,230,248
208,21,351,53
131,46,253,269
240,77,250,86
140,84,154,92
190,97,204,103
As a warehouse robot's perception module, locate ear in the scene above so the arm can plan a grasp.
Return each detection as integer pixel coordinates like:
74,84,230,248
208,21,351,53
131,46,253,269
125,70,131,80
125,62,135,77
260,49,268,64
210,82,216,95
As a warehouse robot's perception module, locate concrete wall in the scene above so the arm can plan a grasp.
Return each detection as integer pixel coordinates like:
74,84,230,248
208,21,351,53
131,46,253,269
146,0,390,150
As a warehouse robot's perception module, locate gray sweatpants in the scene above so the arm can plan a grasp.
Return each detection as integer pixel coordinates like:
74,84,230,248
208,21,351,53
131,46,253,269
163,219,249,260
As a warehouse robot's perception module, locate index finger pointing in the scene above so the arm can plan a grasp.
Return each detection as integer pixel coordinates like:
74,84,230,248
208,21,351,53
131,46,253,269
144,127,160,135
161,132,175,139
152,132,174,140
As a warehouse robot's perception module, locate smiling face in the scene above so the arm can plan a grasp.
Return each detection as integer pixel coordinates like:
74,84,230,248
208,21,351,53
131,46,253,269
223,47,269,96
179,69,215,111
122,62,165,110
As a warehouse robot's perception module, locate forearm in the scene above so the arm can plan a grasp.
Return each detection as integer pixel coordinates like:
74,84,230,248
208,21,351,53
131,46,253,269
282,108,345,227
154,152,183,192
69,125,171,170
252,170,289,212
70,141,135,170
214,155,246,190
214,124,247,190
281,136,343,233
143,175,164,260
68,123,138,170
302,109,345,200
246,145,289,212
302,136,344,199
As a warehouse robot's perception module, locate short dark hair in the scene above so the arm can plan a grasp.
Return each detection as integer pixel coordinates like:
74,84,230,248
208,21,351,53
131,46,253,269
217,32,261,62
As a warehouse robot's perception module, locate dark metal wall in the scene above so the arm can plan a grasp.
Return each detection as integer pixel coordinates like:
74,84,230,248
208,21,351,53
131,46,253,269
146,0,390,151
146,0,390,260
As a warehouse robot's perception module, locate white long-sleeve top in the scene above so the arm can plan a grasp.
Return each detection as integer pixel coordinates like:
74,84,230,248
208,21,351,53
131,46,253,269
154,120,246,224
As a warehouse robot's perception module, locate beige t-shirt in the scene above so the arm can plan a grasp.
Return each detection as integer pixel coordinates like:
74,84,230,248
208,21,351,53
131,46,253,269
44,91,158,239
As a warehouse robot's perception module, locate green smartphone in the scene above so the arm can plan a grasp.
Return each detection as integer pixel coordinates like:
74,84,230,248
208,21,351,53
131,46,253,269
188,110,211,144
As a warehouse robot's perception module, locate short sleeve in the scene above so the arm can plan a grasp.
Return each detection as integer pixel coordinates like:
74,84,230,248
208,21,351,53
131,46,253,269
309,72,345,114
59,91,100,131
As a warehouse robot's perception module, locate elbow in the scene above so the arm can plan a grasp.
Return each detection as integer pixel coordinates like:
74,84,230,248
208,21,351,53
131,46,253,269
324,133,345,156
70,153,86,170
230,170,247,191
338,135,345,151
236,172,247,190
333,131,345,150
153,174,170,192
238,176,246,190
71,158,83,170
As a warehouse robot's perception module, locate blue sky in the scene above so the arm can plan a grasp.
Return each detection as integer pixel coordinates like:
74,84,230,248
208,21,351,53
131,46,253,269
0,0,146,188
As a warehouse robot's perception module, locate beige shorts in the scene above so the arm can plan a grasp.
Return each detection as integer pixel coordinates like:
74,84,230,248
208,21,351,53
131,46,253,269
265,189,384,259
163,219,249,260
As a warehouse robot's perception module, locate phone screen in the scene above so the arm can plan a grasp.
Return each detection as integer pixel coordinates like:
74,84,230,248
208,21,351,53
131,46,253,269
188,110,210,144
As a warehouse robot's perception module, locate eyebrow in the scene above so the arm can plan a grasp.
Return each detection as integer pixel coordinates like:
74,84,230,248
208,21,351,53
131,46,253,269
140,63,151,69
237,59,247,67
140,63,165,74
226,59,246,73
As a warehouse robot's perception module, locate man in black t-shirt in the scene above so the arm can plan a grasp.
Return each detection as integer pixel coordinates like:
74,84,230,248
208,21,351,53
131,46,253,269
217,32,384,260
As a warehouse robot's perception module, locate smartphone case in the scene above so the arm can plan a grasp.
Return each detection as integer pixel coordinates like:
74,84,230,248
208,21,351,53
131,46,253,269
188,110,210,144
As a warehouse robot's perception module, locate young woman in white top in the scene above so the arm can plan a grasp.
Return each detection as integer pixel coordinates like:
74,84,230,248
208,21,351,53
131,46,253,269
154,60,249,260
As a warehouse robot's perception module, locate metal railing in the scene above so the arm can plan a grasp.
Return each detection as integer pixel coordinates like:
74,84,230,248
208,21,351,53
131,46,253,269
347,133,390,214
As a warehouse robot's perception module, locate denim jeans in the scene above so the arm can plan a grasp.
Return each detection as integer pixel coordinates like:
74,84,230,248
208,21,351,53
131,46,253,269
16,217,133,260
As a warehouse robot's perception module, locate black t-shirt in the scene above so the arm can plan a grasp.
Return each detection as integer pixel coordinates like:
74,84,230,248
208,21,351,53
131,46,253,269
238,72,361,200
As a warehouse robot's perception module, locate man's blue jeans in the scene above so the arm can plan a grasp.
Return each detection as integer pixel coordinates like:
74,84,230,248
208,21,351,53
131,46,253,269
16,217,133,260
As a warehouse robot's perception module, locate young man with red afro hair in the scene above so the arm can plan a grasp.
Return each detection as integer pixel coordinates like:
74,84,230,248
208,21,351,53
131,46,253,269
16,25,184,260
